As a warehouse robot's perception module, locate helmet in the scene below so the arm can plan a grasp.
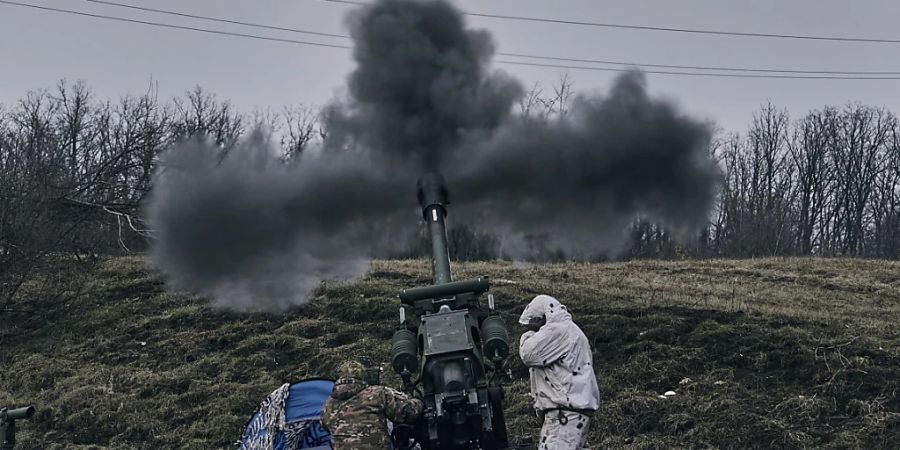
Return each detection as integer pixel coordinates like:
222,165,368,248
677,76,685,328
356,356,383,386
338,360,367,380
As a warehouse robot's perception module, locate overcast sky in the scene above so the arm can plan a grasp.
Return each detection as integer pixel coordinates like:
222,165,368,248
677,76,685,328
2,0,899,132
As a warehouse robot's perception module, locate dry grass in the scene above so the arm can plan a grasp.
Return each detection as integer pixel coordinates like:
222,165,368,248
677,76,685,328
1,256,899,449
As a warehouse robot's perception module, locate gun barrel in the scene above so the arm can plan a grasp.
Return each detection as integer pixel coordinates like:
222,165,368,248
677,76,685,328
417,173,451,285
2,406,34,421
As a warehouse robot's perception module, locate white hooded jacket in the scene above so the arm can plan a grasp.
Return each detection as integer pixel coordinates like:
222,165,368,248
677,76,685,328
518,295,600,412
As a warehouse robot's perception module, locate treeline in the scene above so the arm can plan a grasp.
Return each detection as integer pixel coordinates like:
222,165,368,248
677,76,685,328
0,81,322,301
628,101,900,260
707,102,900,259
2,81,900,301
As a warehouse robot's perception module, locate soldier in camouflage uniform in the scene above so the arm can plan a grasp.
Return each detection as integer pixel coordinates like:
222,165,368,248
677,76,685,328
322,360,423,450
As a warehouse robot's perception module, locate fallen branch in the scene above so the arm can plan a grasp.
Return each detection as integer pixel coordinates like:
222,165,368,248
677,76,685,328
57,197,156,245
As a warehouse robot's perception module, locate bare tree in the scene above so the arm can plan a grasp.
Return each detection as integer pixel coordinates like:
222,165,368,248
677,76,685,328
517,82,553,124
715,132,752,255
827,104,895,256
171,86,244,148
516,76,574,123
280,104,323,160
1,82,173,305
869,126,900,257
746,102,795,255
790,107,837,254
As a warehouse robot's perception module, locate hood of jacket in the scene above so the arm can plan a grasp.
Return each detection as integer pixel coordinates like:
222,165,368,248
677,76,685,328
519,294,572,326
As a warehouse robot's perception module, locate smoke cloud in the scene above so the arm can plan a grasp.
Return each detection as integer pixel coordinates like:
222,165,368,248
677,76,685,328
147,0,720,311
450,72,718,259
146,132,412,311
322,0,522,167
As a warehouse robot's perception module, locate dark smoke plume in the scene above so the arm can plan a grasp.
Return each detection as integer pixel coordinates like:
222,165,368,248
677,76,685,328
147,0,719,311
322,0,522,167
146,132,412,311
449,72,719,259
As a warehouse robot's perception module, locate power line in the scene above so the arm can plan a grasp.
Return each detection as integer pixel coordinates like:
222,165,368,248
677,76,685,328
84,0,347,39
81,0,900,76
499,52,900,76
320,0,900,45
4,1,900,80
495,60,900,80
0,0,350,49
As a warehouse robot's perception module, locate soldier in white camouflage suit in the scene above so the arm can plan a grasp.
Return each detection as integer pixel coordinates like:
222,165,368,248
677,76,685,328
322,360,423,450
519,295,600,450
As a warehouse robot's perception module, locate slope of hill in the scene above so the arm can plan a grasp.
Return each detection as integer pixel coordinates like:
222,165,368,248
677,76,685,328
1,257,899,449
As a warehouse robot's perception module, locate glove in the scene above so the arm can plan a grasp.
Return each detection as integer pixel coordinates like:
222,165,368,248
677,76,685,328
523,316,546,333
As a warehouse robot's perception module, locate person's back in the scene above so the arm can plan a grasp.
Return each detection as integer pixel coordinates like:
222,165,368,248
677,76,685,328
322,361,422,450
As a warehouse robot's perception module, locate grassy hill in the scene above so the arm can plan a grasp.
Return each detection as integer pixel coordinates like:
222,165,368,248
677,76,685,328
1,257,899,449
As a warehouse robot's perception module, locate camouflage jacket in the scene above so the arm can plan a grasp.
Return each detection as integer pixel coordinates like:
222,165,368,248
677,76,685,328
321,377,423,450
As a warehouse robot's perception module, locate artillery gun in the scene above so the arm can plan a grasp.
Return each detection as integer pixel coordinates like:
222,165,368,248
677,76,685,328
390,173,511,450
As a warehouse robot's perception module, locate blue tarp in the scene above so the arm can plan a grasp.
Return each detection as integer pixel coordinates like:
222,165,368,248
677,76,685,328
240,378,335,450
284,379,335,423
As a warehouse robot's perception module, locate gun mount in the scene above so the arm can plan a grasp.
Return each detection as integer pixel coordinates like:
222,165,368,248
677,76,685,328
391,173,511,450
1,406,35,450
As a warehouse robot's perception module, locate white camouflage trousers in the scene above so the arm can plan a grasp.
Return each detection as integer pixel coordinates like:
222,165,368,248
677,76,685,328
538,410,591,450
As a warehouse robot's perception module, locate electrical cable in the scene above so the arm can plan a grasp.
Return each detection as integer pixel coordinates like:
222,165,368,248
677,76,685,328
4,1,900,80
320,0,900,45
85,0,900,76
